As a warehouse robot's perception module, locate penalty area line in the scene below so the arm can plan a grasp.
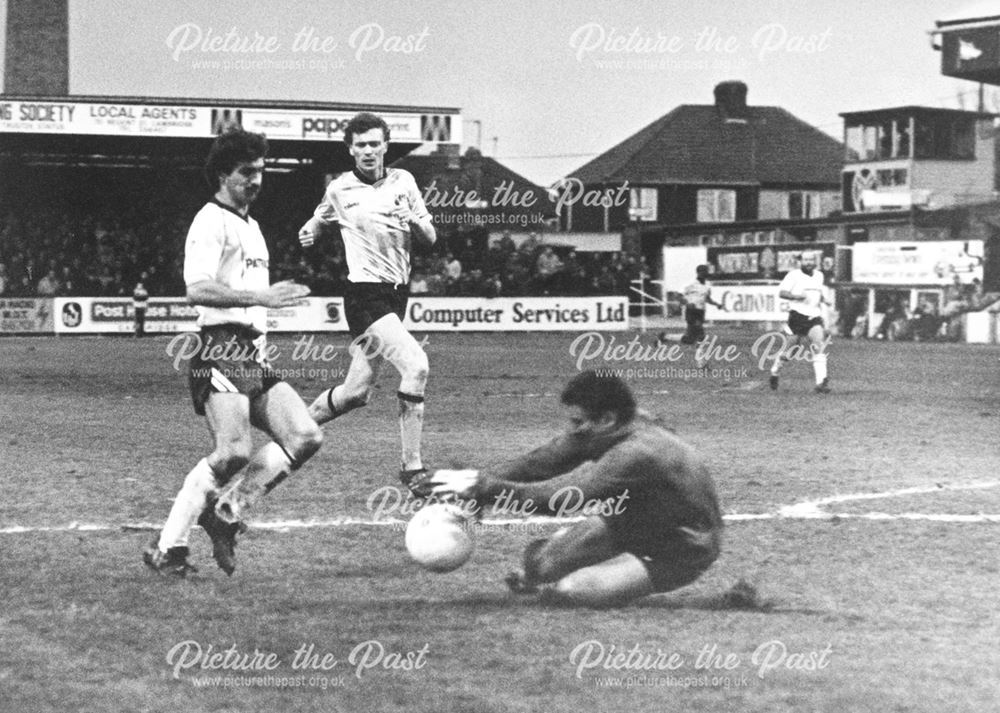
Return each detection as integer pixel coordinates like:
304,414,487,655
3,508,1000,536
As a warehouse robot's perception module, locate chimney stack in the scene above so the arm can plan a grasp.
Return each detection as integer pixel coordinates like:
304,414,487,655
714,81,748,121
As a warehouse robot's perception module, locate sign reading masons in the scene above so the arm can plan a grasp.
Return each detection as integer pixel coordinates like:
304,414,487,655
53,296,627,334
0,100,460,143
707,243,835,280
239,109,453,142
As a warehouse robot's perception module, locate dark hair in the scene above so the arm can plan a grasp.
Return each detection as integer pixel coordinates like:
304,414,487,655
561,370,637,424
344,112,390,146
204,129,269,189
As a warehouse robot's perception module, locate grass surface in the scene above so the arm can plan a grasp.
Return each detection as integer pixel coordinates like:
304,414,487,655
1,330,998,712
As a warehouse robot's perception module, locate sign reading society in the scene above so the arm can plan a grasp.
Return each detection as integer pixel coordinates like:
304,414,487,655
52,297,629,333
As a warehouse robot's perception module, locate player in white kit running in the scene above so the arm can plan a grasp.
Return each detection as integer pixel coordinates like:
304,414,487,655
298,113,438,495
769,253,832,393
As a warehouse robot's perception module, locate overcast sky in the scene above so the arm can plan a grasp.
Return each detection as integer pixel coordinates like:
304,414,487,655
0,0,995,184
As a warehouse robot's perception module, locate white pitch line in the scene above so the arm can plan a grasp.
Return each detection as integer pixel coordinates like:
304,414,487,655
777,480,1000,519
3,481,998,535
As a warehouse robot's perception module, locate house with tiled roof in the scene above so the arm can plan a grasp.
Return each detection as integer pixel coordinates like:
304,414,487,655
562,81,844,233
392,146,557,234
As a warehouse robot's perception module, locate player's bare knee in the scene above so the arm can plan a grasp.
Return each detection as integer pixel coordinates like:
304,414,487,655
211,442,252,478
342,384,372,410
400,351,429,393
288,422,323,462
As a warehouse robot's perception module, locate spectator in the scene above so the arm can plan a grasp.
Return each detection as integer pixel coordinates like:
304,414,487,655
911,299,941,341
482,271,503,298
535,246,563,294
133,279,149,337
445,252,462,282
36,269,61,296
410,271,430,295
15,276,35,296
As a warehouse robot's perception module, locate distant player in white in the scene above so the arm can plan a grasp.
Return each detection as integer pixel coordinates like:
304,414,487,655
298,112,438,495
144,129,322,577
680,264,722,345
770,252,831,393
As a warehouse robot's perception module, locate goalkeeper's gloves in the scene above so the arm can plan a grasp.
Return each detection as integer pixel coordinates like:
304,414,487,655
427,469,481,499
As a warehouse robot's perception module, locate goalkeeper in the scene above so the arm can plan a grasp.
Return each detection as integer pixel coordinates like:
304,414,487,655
430,371,722,607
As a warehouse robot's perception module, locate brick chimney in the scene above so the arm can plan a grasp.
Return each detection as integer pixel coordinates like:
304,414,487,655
714,81,748,122
4,0,69,95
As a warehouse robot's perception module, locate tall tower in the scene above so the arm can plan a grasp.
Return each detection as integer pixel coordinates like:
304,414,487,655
3,0,69,95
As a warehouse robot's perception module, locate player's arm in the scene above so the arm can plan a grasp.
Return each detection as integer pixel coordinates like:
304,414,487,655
404,211,436,248
777,273,804,302
398,172,436,248
184,212,309,309
477,446,641,515
299,185,340,248
187,279,310,309
482,433,590,484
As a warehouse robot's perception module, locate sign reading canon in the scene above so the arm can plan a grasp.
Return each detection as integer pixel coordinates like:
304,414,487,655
705,285,791,321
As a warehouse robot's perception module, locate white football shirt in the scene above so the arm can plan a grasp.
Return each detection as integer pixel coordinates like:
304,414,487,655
183,201,270,333
312,168,430,285
683,280,713,310
779,268,825,318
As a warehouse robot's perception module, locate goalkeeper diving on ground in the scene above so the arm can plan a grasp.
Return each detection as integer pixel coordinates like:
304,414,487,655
429,370,723,607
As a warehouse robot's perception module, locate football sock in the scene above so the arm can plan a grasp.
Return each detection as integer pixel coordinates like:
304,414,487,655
310,385,363,425
235,441,297,506
770,355,785,376
813,352,828,384
398,392,425,472
158,458,217,551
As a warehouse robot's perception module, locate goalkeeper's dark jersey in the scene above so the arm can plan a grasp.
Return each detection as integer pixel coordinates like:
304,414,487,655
479,413,722,561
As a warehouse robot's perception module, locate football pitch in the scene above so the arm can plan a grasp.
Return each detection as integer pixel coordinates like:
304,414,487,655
1,329,998,712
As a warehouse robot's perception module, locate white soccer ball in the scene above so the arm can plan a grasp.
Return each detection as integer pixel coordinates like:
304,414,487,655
405,503,474,573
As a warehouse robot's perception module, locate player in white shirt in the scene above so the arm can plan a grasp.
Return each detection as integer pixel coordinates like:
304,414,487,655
144,129,322,577
680,265,722,345
769,253,831,393
298,113,438,495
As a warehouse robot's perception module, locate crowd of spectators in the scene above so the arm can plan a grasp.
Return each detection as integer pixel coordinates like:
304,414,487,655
0,199,644,300
409,232,649,298
0,205,190,298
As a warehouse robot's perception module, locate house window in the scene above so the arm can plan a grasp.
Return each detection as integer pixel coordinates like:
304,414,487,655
788,191,822,219
914,115,976,159
697,189,736,223
628,187,658,222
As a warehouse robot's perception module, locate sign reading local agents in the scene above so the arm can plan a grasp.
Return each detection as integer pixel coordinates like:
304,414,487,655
0,101,209,137
0,100,460,143
53,296,627,333
852,240,984,285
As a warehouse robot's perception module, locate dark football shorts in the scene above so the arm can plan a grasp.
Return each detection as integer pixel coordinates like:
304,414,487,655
343,281,410,338
188,324,283,416
787,310,824,338
605,518,721,592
